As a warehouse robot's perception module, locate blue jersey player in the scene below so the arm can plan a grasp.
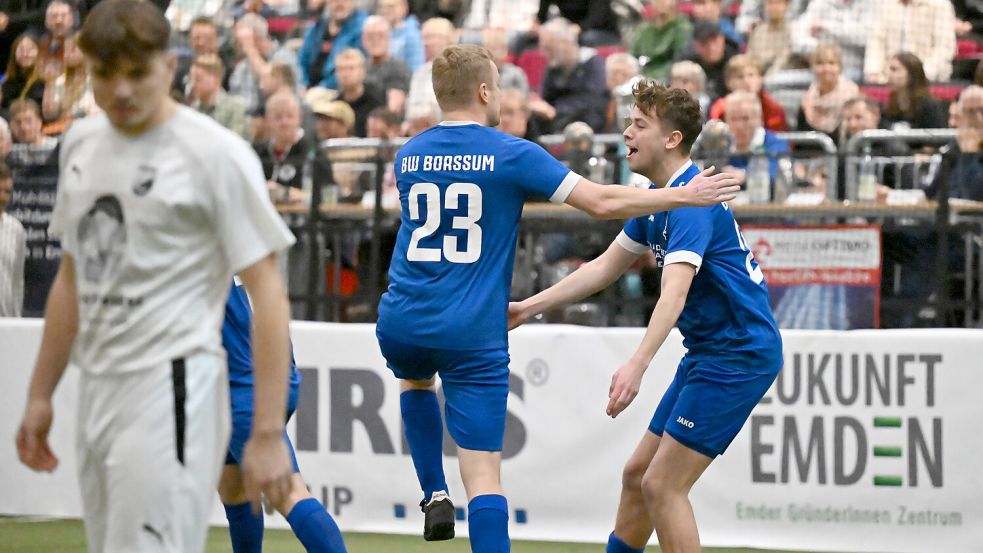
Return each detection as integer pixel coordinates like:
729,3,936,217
510,82,783,553
219,280,347,553
375,45,740,552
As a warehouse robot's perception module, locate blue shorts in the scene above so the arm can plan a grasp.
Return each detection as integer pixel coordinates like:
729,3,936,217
225,382,301,472
377,331,510,452
649,356,779,458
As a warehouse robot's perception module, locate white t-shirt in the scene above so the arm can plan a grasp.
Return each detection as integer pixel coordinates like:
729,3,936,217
49,106,296,375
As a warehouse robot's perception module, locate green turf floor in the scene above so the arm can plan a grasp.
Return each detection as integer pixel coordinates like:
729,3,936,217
0,518,824,553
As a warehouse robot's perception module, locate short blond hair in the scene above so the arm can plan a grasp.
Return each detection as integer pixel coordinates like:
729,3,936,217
725,90,761,118
724,54,761,83
432,44,495,112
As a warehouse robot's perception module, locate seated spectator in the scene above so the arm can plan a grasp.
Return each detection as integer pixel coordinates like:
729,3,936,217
536,0,621,46
724,90,790,182
362,15,412,116
172,17,234,101
404,99,441,136
5,99,58,317
230,13,303,114
7,99,57,162
1,35,45,114
746,0,793,75
377,0,425,72
797,43,859,138
531,17,610,133
299,0,368,89
709,54,788,131
311,96,355,140
791,0,871,80
977,59,983,85
927,86,983,200
463,0,539,38
484,28,530,94
631,0,692,80
335,48,385,138
735,0,808,35
882,52,948,131
41,32,96,134
839,95,913,195
0,160,26,317
691,0,743,46
604,52,640,132
498,88,539,141
679,20,738,102
406,17,457,122
255,91,333,204
36,0,74,78
670,60,711,116
864,0,957,83
189,54,250,139
366,107,403,139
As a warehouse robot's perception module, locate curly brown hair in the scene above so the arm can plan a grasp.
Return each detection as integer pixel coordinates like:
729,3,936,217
632,79,703,153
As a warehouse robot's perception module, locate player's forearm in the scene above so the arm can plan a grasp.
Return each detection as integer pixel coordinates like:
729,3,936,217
29,261,78,402
631,292,686,367
240,256,291,434
521,258,621,316
594,185,686,220
249,293,291,434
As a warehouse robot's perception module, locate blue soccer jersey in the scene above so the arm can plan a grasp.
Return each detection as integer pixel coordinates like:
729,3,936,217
223,279,301,389
617,161,783,369
377,122,580,349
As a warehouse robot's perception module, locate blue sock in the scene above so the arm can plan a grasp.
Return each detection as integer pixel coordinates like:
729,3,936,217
224,502,264,553
286,498,348,553
400,390,448,501
607,531,645,553
467,494,510,553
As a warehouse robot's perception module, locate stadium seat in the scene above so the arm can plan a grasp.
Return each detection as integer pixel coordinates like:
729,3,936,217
860,84,965,104
956,39,983,60
516,48,549,93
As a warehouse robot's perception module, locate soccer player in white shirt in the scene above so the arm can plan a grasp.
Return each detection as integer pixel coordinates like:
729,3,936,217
14,2,298,552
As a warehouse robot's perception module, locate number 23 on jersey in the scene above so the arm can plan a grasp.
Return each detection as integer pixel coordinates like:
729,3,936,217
407,182,483,264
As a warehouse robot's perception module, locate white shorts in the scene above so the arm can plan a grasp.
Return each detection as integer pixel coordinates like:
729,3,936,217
76,352,230,553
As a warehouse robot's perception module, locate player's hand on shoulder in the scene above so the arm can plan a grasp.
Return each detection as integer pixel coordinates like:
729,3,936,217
606,360,647,418
683,167,741,207
507,301,529,331
15,398,58,472
241,430,293,514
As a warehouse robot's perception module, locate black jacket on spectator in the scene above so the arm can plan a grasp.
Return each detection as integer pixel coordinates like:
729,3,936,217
254,135,334,192
344,83,386,138
680,42,740,104
926,140,983,201
537,0,620,42
883,97,948,131
541,53,610,134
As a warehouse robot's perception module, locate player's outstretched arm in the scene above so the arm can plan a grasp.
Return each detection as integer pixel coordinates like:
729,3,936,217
607,263,695,418
237,253,294,514
16,255,79,473
565,167,740,220
509,241,641,330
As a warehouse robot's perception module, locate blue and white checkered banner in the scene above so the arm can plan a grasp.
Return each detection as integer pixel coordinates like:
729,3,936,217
1,320,981,552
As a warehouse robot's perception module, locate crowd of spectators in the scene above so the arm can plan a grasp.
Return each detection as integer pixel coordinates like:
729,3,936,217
1,0,982,322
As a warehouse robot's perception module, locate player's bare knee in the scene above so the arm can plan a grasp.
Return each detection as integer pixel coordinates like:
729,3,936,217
217,465,248,505
621,456,649,492
640,466,675,505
